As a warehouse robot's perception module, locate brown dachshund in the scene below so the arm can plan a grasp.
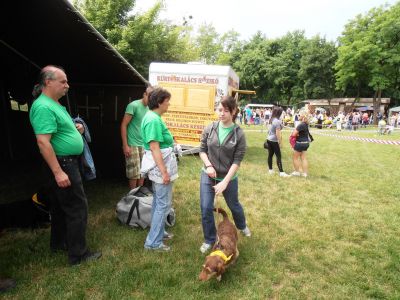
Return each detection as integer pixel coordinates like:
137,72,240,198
199,208,239,281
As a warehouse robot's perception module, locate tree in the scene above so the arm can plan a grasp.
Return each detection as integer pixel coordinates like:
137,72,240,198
73,0,134,44
298,36,337,102
195,24,223,64
216,30,243,65
335,3,400,122
116,3,198,77
76,0,199,78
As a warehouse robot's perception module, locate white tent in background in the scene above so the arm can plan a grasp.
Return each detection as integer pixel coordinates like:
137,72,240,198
389,106,400,114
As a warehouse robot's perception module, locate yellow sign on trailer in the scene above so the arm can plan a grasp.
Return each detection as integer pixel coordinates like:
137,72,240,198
160,82,216,147
149,62,240,152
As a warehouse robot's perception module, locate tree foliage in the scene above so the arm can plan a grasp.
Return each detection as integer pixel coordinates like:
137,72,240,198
195,24,223,64
335,3,400,121
299,36,337,100
231,31,337,105
74,0,399,107
75,0,198,77
73,0,134,44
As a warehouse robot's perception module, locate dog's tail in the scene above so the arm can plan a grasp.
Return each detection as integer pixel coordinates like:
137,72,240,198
213,207,228,220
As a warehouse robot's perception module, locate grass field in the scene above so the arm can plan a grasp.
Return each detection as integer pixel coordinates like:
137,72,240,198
1,129,399,299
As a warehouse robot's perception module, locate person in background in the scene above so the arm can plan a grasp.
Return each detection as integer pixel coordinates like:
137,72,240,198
316,110,323,129
294,109,300,129
336,111,344,131
198,96,251,254
141,87,178,251
378,118,387,135
121,86,153,190
291,110,313,178
30,65,101,265
237,108,243,124
362,112,369,128
352,111,360,131
266,107,291,177
390,113,397,127
245,106,252,126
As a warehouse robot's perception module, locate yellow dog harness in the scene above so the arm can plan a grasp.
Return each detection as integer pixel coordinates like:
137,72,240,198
209,250,233,263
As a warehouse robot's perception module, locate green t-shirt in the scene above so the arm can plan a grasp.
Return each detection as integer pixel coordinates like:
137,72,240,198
218,123,235,145
29,94,83,156
125,100,149,146
141,111,174,151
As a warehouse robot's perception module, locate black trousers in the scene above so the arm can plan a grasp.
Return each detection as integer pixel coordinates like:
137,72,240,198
267,140,283,172
47,156,88,263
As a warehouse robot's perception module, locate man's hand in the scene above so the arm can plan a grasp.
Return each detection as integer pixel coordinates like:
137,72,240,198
75,123,84,134
123,145,132,157
55,170,71,188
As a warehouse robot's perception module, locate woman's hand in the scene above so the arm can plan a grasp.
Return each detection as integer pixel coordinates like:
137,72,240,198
206,166,216,178
161,170,170,185
213,180,228,195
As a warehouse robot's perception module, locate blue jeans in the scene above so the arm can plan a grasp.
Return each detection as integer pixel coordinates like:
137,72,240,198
144,182,173,248
200,172,247,244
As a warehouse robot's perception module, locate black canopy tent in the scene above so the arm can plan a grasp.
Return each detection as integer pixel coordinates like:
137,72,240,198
0,0,147,180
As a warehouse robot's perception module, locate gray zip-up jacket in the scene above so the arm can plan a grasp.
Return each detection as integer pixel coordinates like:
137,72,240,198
200,121,247,178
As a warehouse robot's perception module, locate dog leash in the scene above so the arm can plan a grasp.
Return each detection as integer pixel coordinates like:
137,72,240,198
213,177,223,245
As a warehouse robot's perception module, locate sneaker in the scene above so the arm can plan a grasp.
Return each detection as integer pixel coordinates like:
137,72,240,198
0,278,16,293
70,250,102,265
302,173,308,178
144,243,171,252
291,171,301,176
199,243,212,254
279,172,291,178
163,231,174,240
240,226,252,237
268,169,275,175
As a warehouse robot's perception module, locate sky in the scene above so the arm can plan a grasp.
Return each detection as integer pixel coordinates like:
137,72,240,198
133,0,398,41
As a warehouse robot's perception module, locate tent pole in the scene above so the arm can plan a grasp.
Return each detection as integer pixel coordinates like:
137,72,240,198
0,40,41,70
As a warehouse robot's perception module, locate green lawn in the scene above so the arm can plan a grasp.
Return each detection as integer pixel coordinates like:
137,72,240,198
1,130,399,299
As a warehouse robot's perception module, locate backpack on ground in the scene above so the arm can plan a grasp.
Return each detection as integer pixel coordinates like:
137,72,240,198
116,186,175,229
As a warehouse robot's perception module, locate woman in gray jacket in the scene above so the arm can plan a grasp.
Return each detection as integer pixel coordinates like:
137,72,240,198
198,96,251,254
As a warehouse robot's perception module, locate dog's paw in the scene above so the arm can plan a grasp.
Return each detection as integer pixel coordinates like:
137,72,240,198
216,275,222,282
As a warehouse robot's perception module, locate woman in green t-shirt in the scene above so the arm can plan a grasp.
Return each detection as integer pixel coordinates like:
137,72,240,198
141,87,178,251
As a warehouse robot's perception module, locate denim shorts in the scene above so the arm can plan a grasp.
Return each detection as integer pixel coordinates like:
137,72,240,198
294,141,309,152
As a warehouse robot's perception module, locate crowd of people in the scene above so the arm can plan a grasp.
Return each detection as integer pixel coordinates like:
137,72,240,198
237,106,271,125
238,104,400,135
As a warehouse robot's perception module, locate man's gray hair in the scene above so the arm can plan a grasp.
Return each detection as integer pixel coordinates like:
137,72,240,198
32,65,64,99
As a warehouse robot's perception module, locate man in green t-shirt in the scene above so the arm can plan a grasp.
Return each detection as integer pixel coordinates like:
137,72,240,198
120,86,152,189
30,65,101,265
